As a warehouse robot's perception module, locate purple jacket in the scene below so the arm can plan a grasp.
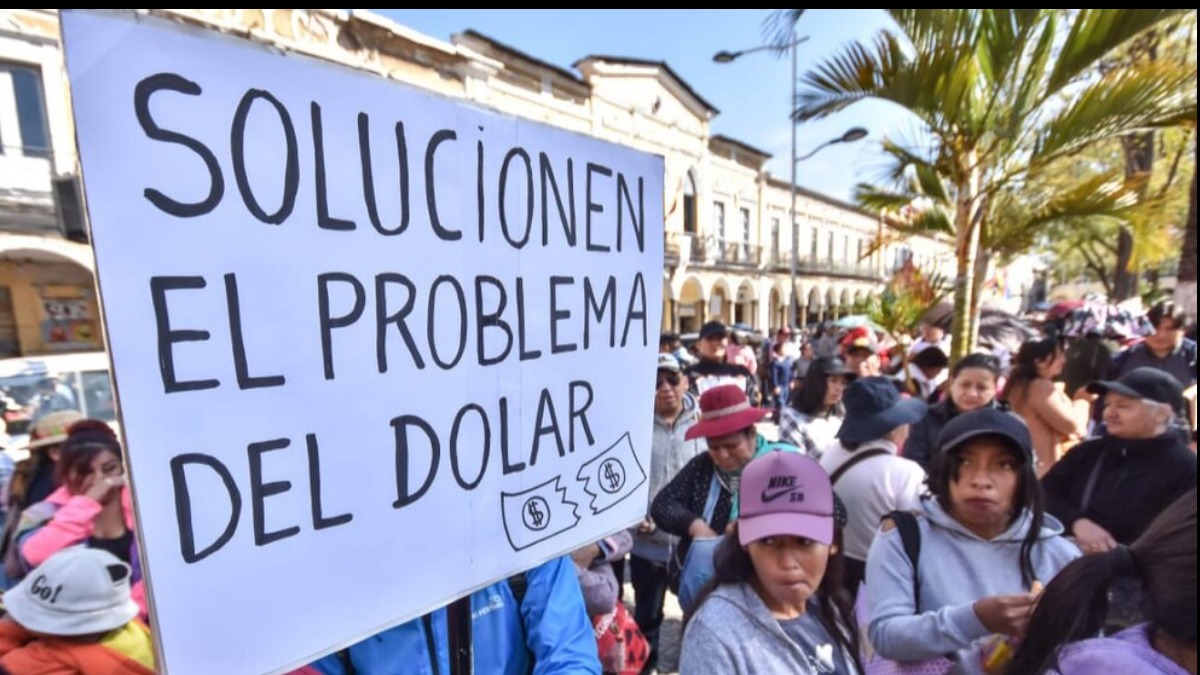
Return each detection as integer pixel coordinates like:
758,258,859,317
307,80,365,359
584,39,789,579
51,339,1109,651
1052,625,1188,675
575,531,633,617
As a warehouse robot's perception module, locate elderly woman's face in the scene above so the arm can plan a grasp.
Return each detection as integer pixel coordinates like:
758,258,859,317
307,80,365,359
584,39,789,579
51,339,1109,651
706,429,756,473
1103,392,1167,439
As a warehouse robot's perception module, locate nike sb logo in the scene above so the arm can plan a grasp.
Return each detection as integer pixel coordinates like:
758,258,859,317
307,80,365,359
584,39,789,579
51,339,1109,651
761,475,805,503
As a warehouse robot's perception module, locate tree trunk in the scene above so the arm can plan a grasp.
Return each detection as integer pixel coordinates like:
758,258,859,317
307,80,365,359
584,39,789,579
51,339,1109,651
1175,142,1198,323
1113,227,1137,300
1116,131,1156,300
970,246,990,351
950,158,983,362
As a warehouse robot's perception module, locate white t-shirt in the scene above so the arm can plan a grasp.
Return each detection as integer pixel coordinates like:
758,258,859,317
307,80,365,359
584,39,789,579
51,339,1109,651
819,440,926,562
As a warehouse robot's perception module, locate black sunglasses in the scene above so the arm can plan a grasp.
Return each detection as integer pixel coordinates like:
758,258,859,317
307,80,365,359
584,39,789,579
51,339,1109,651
656,373,681,389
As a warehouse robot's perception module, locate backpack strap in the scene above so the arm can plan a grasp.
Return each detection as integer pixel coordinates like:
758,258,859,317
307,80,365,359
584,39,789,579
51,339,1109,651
507,571,535,675
507,571,528,607
884,510,921,600
829,448,891,485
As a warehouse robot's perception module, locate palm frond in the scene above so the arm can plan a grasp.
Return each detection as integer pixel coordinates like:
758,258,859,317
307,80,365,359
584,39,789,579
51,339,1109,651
1048,9,1193,93
797,34,902,121
887,9,980,55
977,9,1046,87
1032,60,1198,165
888,206,954,238
1004,12,1059,140
766,10,806,47
853,184,919,213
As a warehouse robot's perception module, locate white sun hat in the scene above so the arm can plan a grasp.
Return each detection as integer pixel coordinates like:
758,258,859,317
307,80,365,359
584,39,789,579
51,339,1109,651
3,547,139,636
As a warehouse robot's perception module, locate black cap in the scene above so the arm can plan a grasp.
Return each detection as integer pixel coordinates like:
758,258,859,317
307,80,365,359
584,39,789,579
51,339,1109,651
813,356,851,377
937,408,1034,462
911,345,950,370
699,321,730,340
1088,367,1184,412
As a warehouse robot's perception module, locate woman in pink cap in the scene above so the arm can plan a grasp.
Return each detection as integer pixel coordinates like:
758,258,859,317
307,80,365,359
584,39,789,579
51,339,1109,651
678,450,861,674
651,384,776,612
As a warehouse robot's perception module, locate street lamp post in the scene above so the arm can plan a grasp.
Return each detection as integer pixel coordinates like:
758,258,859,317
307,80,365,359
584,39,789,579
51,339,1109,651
715,37,867,329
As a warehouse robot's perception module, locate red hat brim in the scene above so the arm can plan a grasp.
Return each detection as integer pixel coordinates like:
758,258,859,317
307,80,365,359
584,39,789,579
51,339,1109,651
685,406,769,441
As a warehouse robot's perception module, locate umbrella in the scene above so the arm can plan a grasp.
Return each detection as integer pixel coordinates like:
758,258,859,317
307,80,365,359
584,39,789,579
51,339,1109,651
832,315,887,334
1046,299,1086,321
926,305,1038,357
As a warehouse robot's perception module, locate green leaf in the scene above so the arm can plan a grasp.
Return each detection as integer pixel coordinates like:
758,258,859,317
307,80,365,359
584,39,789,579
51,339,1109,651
1033,60,1198,164
1048,9,1192,93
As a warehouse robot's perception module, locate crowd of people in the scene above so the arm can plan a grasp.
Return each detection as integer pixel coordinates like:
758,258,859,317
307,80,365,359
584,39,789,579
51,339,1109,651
640,299,1194,674
0,300,1193,674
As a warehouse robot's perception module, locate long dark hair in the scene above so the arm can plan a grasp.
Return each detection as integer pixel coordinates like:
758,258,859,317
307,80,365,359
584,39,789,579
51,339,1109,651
1001,337,1060,403
1006,489,1197,675
687,523,862,672
926,435,1043,586
790,357,846,417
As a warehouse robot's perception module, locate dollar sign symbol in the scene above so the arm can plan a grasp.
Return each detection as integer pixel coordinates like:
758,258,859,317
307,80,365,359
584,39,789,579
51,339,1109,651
526,500,545,529
603,461,622,491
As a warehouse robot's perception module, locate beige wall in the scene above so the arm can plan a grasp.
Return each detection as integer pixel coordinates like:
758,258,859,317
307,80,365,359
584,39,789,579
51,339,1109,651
0,259,101,356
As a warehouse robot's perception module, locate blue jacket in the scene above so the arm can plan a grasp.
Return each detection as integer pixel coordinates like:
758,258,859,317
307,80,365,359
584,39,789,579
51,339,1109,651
310,556,599,675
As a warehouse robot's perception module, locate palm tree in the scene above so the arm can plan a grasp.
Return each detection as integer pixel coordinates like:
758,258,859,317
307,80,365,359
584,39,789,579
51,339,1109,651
789,9,1196,359
1176,144,1197,321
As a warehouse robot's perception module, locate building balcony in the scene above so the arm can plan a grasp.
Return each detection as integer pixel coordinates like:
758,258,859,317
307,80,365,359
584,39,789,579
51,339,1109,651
769,250,884,282
683,235,761,267
712,239,760,267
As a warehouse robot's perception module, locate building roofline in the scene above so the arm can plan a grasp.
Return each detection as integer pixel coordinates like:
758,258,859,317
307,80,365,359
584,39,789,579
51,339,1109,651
573,54,719,115
457,29,587,89
710,134,772,161
765,175,876,219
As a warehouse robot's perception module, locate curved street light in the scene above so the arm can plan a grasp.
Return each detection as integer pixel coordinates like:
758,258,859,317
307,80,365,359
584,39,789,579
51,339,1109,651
797,126,869,162
714,34,869,329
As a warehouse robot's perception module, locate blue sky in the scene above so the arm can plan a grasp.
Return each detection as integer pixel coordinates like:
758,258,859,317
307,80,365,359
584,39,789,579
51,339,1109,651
375,9,916,204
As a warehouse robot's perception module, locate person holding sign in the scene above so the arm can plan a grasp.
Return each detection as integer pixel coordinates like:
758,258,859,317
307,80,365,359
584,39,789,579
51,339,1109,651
678,451,862,674
10,421,145,617
301,555,598,674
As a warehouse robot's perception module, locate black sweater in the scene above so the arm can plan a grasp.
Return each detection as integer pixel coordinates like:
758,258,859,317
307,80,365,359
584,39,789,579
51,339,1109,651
1042,433,1197,545
650,453,733,564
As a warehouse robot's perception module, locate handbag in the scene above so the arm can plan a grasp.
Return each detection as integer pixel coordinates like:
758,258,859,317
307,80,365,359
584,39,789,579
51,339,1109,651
594,601,650,675
858,511,955,675
676,473,723,614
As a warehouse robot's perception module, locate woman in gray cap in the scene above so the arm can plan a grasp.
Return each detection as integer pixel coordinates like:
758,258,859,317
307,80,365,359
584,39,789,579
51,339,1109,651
865,408,1078,675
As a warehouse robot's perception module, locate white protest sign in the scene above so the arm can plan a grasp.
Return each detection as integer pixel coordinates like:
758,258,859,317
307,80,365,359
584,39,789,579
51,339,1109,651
61,10,662,675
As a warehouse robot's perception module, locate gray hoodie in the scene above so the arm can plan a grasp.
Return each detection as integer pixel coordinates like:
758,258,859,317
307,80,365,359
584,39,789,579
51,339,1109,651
865,498,1080,675
680,582,860,674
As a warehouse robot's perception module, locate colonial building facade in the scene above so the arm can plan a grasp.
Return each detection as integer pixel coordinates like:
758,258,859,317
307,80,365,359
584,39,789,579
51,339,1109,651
0,9,952,355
